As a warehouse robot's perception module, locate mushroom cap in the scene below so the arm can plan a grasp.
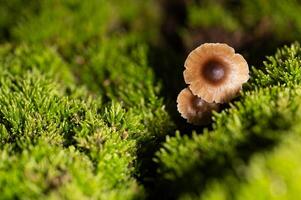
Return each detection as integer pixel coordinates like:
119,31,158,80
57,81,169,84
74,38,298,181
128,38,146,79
177,88,220,125
183,43,249,103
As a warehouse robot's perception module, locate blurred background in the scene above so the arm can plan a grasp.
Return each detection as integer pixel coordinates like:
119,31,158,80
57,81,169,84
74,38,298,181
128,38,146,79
1,0,301,91
1,0,301,135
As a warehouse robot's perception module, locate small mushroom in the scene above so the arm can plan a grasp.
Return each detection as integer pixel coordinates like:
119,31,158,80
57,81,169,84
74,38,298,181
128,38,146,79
177,88,220,125
183,43,249,103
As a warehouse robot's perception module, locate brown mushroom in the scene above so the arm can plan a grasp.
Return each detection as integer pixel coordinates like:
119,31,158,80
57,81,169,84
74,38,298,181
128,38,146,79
183,43,249,103
177,88,220,125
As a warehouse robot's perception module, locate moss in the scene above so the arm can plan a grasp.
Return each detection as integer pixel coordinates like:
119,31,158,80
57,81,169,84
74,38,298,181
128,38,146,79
155,43,301,199
199,131,301,200
1,1,301,199
187,1,240,32
0,143,141,200
9,0,161,58
241,0,301,40
0,0,39,41
0,44,74,84
0,68,144,197
185,0,301,41
0,40,174,199
250,42,301,88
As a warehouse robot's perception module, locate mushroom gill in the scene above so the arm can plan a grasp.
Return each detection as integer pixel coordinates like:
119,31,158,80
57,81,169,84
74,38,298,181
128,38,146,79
177,88,220,125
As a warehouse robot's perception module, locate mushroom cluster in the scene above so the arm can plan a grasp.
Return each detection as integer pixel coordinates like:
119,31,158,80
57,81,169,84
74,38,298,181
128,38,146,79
177,43,249,125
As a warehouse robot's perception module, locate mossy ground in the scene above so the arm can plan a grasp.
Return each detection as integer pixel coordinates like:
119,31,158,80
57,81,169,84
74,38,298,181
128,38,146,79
1,0,301,199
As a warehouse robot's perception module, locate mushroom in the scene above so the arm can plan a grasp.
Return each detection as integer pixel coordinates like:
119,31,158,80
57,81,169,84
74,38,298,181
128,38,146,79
183,43,249,103
177,88,220,125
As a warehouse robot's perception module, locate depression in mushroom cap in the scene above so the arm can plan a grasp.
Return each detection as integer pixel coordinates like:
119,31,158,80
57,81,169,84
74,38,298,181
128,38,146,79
177,88,220,125
183,43,249,103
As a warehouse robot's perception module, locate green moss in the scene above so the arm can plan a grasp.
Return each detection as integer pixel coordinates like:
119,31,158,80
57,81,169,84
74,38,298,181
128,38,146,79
188,2,240,32
242,0,301,40
155,43,301,199
199,131,301,200
0,44,74,84
0,38,174,199
250,42,301,88
1,0,301,199
0,69,142,199
185,0,301,41
0,143,140,200
0,0,38,41
9,0,161,58
72,36,174,141
0,39,166,199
